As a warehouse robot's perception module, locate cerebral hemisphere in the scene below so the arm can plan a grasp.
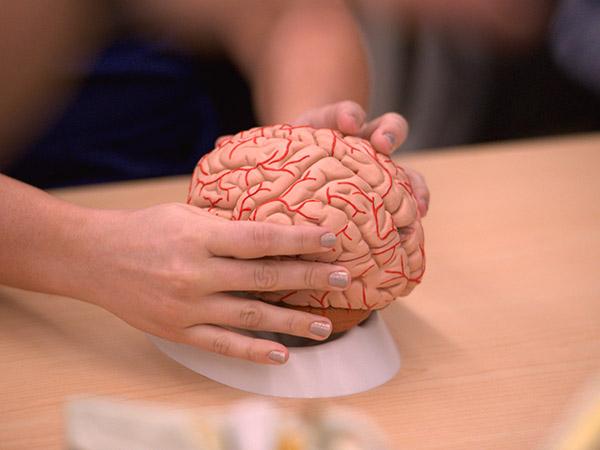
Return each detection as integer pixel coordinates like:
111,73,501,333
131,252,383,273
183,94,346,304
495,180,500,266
188,124,425,329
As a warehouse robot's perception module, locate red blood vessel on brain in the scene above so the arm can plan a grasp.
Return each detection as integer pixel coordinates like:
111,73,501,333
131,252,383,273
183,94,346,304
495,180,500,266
188,124,425,332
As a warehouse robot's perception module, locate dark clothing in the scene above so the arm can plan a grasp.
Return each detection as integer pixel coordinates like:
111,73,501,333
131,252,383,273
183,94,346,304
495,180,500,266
7,37,219,188
552,0,600,94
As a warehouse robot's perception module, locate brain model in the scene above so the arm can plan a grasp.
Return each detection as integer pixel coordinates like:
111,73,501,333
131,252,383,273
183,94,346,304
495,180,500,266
188,124,425,332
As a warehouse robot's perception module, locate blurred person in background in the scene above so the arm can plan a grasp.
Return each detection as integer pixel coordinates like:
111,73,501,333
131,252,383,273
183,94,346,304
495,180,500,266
354,0,600,151
0,0,428,364
3,0,406,188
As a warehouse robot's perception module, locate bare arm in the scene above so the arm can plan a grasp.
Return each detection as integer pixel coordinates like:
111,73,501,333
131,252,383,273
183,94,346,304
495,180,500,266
0,174,97,297
117,0,429,213
120,0,368,123
222,0,369,124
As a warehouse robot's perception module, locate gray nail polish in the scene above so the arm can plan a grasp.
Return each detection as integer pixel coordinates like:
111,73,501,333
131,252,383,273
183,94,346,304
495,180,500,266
329,271,349,288
384,132,396,146
268,350,287,364
320,232,337,248
310,321,332,338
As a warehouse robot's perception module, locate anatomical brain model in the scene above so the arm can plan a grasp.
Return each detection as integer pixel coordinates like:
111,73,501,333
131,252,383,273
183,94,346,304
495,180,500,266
188,124,425,332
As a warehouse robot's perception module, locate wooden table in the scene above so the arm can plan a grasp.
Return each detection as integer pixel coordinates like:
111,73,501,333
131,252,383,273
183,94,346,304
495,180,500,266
2,134,599,449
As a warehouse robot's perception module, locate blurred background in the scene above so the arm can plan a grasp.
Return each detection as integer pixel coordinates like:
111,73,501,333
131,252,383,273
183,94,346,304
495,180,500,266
1,2,599,448
1,0,598,187
356,0,600,150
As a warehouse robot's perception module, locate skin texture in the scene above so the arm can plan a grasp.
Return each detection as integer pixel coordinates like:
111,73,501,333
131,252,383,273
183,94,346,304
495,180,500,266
0,175,352,364
120,0,370,123
0,1,430,363
189,125,426,330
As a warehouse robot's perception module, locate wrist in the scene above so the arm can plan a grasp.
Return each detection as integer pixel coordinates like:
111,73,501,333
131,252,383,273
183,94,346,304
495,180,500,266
55,207,126,305
0,175,127,305
27,202,101,300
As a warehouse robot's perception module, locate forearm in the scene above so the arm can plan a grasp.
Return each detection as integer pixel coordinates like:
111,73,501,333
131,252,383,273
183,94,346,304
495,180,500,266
225,1,369,124
0,1,108,164
115,0,369,123
0,174,99,298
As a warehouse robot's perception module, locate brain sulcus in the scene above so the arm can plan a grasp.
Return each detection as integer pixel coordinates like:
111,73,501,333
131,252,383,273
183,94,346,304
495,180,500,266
188,124,425,331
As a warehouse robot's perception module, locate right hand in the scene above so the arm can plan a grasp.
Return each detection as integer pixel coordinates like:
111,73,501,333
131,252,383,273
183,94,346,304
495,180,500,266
75,203,350,365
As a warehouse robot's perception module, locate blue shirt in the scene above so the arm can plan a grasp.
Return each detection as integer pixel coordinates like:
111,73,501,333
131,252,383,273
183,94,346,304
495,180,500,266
7,37,219,188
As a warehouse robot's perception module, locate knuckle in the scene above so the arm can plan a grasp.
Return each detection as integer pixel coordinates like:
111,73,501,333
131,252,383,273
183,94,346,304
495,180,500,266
384,113,408,133
383,112,404,123
285,313,300,334
151,321,181,341
341,101,365,119
161,306,187,329
238,303,264,329
251,225,274,253
299,230,311,252
168,272,195,299
212,334,232,356
303,265,320,289
245,341,263,362
152,296,190,329
254,261,279,290
340,100,355,109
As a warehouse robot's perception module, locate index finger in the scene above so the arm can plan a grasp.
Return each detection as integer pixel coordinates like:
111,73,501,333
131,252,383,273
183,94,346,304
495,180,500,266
291,101,367,135
206,221,337,259
358,112,408,155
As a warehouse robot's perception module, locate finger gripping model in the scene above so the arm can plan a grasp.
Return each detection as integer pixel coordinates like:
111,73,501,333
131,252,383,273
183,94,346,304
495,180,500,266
188,124,425,331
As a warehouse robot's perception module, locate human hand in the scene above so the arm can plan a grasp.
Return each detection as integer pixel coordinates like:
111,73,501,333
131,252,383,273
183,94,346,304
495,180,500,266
291,100,407,155
291,101,429,217
215,101,429,215
76,203,351,365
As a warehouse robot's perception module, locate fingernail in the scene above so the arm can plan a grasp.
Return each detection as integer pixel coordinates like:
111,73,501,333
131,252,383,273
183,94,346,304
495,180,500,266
384,132,396,147
268,350,287,364
329,271,349,288
320,232,337,248
310,321,332,338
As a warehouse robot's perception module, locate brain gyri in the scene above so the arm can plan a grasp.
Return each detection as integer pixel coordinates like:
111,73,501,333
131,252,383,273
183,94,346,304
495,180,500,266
188,124,425,312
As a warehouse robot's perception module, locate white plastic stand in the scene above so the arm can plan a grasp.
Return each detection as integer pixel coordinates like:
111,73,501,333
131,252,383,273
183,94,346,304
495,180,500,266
148,312,400,398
